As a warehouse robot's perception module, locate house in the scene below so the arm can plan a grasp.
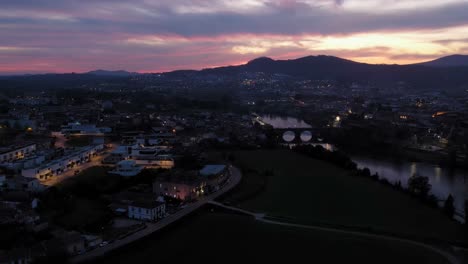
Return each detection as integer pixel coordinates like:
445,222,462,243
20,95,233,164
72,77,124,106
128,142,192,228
109,189,156,215
5,176,44,193
134,154,175,169
153,181,202,201
110,145,174,169
153,166,229,201
108,160,143,177
0,143,36,163
199,165,227,177
21,144,103,181
128,200,165,221
199,165,229,192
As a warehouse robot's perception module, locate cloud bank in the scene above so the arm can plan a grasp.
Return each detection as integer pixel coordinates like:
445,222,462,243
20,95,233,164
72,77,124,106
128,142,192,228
1,0,468,73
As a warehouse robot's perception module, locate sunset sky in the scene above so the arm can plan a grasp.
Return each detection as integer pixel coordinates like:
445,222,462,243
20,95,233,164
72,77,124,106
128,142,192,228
1,0,468,74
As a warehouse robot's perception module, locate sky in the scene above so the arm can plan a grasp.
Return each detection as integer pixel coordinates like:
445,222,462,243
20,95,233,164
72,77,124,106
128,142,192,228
1,0,468,74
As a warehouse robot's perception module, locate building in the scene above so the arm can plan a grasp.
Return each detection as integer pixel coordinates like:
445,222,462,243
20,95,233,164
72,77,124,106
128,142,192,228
109,145,174,169
5,176,44,192
153,181,202,201
128,200,165,221
199,165,229,192
134,154,175,169
153,165,229,201
0,143,36,163
21,144,103,181
200,164,227,177
108,160,143,177
60,122,111,135
0,155,46,173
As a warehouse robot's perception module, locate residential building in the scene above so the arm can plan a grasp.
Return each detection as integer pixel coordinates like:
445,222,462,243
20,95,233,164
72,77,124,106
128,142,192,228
108,160,143,177
128,200,165,221
134,154,175,169
60,122,111,135
153,165,229,200
0,143,36,163
21,144,103,181
5,176,44,192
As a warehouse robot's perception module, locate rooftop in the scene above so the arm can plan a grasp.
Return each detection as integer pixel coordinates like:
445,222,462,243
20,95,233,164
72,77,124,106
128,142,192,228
199,165,226,176
130,199,165,209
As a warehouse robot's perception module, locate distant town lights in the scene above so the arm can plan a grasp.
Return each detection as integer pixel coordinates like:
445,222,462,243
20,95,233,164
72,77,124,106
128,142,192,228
335,116,341,121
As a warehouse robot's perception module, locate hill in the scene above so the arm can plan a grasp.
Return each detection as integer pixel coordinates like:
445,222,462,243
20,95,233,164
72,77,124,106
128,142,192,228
193,55,468,90
418,55,468,67
86,70,138,77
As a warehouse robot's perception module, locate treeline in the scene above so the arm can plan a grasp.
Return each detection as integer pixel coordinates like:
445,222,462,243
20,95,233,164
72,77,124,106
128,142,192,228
292,145,460,222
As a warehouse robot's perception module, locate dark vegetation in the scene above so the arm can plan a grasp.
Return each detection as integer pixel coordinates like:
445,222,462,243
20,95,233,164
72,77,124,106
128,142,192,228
227,148,464,243
37,167,164,233
292,145,457,216
97,208,452,264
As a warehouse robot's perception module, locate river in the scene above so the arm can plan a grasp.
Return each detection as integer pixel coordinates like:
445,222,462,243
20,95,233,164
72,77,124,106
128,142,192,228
258,115,312,129
263,114,467,218
353,156,467,217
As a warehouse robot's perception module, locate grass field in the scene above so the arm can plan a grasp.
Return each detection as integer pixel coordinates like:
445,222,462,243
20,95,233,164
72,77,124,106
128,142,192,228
227,149,464,242
97,209,451,264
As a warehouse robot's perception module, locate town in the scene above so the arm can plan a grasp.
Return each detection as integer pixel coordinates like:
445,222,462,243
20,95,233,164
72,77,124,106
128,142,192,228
1,63,468,263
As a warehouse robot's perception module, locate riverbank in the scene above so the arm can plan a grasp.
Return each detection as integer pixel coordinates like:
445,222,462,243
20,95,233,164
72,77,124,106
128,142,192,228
229,149,465,243
337,143,467,168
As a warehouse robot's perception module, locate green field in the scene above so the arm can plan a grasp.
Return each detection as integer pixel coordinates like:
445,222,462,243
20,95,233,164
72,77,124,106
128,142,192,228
228,150,464,242
97,209,450,264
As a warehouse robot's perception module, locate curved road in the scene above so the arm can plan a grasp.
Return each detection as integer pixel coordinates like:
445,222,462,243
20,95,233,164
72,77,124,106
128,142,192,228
208,201,460,264
71,165,242,263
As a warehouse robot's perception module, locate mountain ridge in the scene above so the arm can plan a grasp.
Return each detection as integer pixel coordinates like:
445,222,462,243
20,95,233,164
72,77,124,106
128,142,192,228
417,54,468,67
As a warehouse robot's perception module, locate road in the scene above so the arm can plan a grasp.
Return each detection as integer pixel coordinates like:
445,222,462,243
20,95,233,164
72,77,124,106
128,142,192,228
70,165,242,263
208,201,461,264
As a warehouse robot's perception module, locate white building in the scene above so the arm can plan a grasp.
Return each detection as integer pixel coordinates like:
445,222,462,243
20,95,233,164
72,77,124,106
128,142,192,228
21,144,103,181
0,155,46,172
0,143,36,163
108,160,143,177
60,122,111,135
128,200,165,221
110,145,174,169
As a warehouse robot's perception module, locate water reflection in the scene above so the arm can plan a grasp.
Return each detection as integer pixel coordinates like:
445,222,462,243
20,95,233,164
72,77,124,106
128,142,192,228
435,167,441,184
260,115,311,129
353,156,467,216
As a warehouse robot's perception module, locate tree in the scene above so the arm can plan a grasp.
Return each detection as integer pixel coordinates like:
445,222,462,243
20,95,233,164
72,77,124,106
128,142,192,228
407,174,431,198
443,194,455,218
361,167,371,178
